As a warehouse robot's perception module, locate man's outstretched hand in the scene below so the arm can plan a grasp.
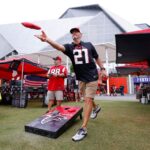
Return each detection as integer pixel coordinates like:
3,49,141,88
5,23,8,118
35,31,47,42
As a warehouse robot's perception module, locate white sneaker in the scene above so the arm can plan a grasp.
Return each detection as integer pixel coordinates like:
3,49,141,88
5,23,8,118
90,105,101,119
72,128,87,141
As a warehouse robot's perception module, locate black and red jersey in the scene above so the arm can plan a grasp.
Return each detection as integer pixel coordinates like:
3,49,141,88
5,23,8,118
63,41,99,82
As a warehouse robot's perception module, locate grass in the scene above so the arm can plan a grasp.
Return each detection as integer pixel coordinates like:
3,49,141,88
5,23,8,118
0,100,150,150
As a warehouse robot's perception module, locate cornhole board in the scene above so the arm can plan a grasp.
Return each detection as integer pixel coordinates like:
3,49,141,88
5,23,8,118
25,106,83,138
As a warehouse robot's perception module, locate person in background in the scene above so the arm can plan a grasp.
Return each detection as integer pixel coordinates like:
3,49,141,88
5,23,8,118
46,56,67,113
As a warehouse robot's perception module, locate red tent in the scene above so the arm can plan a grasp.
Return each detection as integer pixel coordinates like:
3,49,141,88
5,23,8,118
124,28,150,34
0,57,48,80
116,61,149,75
115,28,150,64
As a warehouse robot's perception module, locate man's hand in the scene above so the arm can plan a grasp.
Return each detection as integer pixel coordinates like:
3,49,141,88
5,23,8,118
98,69,108,83
47,73,52,78
58,73,65,77
34,31,65,52
52,73,58,77
101,69,107,77
34,31,47,42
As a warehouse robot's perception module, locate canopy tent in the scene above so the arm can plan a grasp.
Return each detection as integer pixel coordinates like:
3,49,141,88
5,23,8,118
7,43,116,67
115,28,150,64
0,69,12,80
116,61,149,75
0,34,18,60
0,57,48,80
5,43,115,95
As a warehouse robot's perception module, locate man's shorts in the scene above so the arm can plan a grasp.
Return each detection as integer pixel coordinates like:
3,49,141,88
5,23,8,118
79,80,98,99
46,91,63,101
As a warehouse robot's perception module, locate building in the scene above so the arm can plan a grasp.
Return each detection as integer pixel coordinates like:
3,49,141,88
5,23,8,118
135,23,150,29
0,34,18,60
0,4,140,67
0,4,144,94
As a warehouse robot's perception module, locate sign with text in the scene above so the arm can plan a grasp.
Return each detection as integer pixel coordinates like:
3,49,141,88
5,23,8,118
133,77,150,83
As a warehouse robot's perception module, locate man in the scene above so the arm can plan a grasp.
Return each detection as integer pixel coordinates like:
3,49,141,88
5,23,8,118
46,56,67,112
35,28,106,141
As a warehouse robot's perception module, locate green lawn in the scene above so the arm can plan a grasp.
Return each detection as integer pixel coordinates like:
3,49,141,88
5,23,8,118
0,100,150,150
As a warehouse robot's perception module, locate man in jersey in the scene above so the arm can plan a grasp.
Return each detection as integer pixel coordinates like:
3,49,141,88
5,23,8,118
46,56,67,113
35,28,106,141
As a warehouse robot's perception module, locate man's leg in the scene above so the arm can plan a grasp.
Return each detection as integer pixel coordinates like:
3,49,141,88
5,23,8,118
47,100,54,111
72,97,90,142
72,98,97,141
55,91,63,107
84,81,101,119
72,81,98,141
92,100,97,109
81,97,93,128
46,91,55,112
56,100,62,106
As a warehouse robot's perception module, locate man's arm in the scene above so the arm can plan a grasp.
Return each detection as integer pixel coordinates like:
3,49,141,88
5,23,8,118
95,57,104,69
35,31,65,52
58,67,68,78
95,57,107,76
47,74,52,78
47,69,52,78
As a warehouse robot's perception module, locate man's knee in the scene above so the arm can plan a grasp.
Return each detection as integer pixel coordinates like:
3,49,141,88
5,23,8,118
84,98,93,104
49,100,55,104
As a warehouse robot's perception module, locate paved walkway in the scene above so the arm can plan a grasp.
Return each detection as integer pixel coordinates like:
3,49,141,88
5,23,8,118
95,94,138,102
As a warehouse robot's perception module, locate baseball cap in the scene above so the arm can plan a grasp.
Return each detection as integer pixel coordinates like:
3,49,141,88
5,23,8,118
70,27,81,34
53,56,62,61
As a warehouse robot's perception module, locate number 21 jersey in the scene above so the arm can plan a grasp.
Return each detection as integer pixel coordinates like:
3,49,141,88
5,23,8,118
63,41,99,82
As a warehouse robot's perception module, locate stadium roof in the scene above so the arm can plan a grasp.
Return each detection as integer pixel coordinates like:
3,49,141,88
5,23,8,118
135,23,150,29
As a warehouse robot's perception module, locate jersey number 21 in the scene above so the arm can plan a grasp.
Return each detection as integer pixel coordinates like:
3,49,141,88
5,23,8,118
73,49,89,64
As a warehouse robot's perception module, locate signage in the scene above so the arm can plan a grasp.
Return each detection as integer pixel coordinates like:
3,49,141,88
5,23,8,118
133,77,150,83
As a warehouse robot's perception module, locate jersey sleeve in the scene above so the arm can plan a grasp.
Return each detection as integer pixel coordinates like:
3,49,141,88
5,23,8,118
90,42,99,59
63,44,72,57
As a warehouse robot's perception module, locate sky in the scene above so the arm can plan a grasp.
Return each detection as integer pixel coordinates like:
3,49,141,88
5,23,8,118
0,0,149,25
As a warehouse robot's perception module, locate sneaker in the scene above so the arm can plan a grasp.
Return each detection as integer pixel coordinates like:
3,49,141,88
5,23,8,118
90,105,101,119
72,128,87,141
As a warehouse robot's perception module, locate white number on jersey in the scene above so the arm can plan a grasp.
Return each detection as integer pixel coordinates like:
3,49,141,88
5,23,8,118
73,48,89,64
51,69,60,75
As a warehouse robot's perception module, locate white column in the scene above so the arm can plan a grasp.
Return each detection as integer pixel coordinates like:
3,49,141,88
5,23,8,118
105,48,110,95
20,59,24,106
128,74,132,94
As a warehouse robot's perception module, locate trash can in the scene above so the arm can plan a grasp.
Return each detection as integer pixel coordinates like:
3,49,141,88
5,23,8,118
141,97,148,104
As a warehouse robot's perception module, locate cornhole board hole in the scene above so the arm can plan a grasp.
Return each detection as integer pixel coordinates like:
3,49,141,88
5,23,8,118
25,106,83,138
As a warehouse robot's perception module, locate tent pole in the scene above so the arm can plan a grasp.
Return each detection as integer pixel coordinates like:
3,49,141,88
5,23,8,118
128,74,132,94
20,59,24,107
105,47,110,95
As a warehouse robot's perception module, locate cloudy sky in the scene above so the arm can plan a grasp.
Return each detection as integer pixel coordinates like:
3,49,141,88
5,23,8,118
0,0,149,25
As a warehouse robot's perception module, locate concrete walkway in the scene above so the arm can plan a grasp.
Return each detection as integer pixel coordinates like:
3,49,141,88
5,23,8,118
95,94,138,102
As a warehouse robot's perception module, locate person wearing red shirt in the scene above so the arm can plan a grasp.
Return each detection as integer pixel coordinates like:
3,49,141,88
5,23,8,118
46,56,67,112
